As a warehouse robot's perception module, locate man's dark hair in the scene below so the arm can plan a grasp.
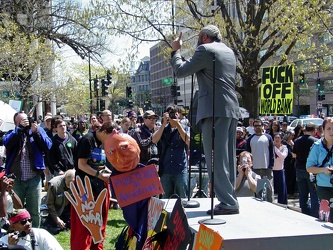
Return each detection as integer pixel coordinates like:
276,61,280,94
51,115,62,129
166,104,179,113
54,119,64,128
253,119,263,126
99,122,117,134
305,122,317,132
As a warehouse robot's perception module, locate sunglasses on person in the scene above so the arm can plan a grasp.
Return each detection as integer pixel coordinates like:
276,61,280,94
16,218,32,225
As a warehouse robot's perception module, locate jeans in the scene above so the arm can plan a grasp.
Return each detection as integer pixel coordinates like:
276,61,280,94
296,168,319,218
14,174,42,227
160,173,188,199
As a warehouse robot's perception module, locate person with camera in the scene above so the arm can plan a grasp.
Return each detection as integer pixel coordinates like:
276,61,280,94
306,118,333,218
153,104,190,198
2,112,52,227
235,151,261,197
3,112,52,227
0,209,63,249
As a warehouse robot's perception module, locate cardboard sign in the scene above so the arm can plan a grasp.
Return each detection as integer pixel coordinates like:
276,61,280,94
163,198,191,250
194,223,223,250
260,65,294,114
65,176,107,244
111,164,164,207
147,197,165,232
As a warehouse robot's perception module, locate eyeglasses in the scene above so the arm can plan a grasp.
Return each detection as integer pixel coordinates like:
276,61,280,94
147,117,156,121
17,218,32,225
254,125,262,127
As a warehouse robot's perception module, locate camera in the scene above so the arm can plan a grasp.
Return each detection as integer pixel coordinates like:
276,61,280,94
241,157,248,172
169,111,176,119
27,116,36,128
5,173,16,179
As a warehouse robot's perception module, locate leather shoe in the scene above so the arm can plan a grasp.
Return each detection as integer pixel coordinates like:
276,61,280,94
206,207,239,215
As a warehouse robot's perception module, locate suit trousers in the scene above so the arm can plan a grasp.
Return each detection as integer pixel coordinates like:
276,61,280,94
201,117,239,209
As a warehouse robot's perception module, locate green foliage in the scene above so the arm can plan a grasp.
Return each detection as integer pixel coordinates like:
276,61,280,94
86,0,333,117
54,209,126,250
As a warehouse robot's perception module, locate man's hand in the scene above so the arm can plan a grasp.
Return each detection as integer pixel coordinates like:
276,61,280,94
99,172,111,183
65,176,107,244
30,121,38,133
56,217,66,229
0,177,9,193
7,232,19,245
172,32,182,51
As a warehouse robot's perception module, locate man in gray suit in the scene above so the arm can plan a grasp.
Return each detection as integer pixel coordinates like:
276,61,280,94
171,25,240,215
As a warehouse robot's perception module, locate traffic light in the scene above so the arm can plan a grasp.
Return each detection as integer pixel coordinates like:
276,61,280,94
317,78,321,89
107,70,112,84
101,79,109,96
318,94,326,101
170,85,180,97
94,78,99,97
299,73,305,84
126,86,132,98
128,100,133,108
94,78,99,90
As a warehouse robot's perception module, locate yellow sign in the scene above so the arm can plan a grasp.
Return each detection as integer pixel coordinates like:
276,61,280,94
194,223,223,250
260,65,294,114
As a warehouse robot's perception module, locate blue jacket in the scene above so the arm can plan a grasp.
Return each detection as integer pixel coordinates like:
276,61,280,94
3,126,52,173
306,139,333,188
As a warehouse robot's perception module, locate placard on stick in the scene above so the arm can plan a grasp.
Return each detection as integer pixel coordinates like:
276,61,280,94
194,223,223,250
111,164,164,207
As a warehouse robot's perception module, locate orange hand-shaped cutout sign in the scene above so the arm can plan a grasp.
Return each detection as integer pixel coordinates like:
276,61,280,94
65,176,107,244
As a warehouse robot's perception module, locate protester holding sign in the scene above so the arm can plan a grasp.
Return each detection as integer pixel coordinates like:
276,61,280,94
70,122,115,250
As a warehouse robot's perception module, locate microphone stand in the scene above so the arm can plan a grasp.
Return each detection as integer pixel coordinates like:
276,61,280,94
199,52,226,225
183,74,200,208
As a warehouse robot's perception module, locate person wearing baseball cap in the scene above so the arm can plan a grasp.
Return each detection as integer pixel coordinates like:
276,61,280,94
0,209,63,249
236,127,247,157
129,110,159,165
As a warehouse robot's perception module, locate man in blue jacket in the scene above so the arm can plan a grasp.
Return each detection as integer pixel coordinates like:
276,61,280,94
3,112,52,227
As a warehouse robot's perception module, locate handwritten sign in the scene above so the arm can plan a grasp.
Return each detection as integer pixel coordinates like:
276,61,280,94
260,65,294,114
194,223,223,250
163,198,191,250
111,164,164,207
65,176,107,244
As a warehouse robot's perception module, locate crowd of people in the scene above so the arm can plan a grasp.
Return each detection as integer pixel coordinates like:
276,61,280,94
235,115,333,222
0,24,332,249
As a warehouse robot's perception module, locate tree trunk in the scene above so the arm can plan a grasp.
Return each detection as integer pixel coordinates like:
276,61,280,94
239,85,260,119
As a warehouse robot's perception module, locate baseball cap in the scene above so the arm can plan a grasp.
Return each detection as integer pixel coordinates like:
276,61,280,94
44,115,52,121
236,127,244,133
143,110,158,119
104,131,140,172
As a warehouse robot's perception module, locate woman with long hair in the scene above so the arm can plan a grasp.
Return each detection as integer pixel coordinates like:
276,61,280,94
273,132,288,204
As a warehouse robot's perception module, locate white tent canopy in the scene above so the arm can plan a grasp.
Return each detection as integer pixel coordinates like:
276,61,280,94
0,100,17,132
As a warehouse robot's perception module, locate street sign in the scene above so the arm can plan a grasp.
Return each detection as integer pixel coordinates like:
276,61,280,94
317,101,322,107
162,77,173,86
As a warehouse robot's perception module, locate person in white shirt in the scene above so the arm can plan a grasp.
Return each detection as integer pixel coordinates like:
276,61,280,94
273,132,288,204
0,209,63,250
246,117,255,136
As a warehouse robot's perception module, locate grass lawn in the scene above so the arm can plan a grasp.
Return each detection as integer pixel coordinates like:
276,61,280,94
54,209,126,250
